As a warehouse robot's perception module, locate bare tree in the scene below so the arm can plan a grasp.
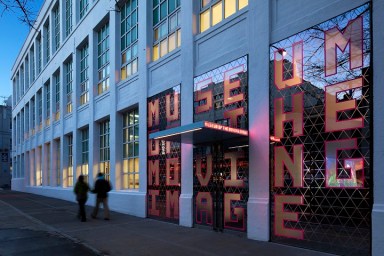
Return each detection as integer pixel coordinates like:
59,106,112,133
0,0,38,28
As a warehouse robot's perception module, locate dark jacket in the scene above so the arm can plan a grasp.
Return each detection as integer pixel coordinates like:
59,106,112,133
92,178,112,198
74,181,90,201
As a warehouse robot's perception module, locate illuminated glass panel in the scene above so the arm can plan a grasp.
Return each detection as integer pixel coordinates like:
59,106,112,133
54,72,60,121
65,59,73,114
56,139,61,186
147,85,181,223
67,134,73,187
80,44,89,105
81,128,89,183
121,0,138,81
152,0,181,61
238,0,248,10
193,56,248,129
44,81,50,126
97,23,110,95
123,109,139,189
200,0,247,33
200,10,210,33
192,57,249,232
100,120,110,181
269,4,371,255
36,147,42,186
224,0,236,18
212,1,223,26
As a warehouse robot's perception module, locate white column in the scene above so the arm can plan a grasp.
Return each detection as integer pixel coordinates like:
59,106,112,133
109,9,117,190
247,0,271,241
179,0,195,228
136,0,149,217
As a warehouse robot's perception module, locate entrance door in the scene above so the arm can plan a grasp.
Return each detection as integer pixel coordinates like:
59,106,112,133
193,144,248,232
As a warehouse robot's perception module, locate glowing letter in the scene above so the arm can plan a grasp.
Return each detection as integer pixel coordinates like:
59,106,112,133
325,17,363,76
148,99,159,127
275,195,303,239
196,192,213,225
148,190,160,216
166,190,179,219
196,154,212,186
195,78,213,114
148,139,159,156
274,93,303,138
148,160,160,186
325,78,363,132
224,65,244,105
166,158,180,186
274,145,303,188
325,139,364,188
224,193,245,231
274,41,303,90
166,92,179,122
224,108,244,128
224,152,244,188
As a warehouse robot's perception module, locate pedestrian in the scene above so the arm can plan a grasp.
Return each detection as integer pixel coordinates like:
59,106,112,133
73,175,90,222
91,172,112,220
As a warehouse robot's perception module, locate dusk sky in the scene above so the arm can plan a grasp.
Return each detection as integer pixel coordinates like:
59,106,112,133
0,0,43,99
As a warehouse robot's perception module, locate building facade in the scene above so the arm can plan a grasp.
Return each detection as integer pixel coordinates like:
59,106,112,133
10,0,384,255
0,96,12,188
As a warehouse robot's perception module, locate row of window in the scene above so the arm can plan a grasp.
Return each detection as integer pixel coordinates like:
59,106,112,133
12,109,139,190
13,0,248,106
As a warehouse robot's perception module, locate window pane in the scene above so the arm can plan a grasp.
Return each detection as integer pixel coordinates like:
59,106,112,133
169,0,176,13
168,32,176,52
201,0,211,9
160,39,168,57
160,23,167,38
153,44,159,61
212,1,223,26
200,9,210,32
122,52,126,64
160,2,167,20
153,7,159,25
121,66,126,80
154,27,159,41
134,142,139,156
238,0,248,10
224,0,236,18
169,13,177,31
132,59,138,74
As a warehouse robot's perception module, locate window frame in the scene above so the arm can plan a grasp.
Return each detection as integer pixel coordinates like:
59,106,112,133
152,0,181,61
122,108,139,190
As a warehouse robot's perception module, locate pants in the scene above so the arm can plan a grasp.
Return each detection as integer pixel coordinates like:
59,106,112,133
92,197,110,219
77,199,87,221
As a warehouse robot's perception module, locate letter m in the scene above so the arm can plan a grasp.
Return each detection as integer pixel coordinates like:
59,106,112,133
325,16,363,76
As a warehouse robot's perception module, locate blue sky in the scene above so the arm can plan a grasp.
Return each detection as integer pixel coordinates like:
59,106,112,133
0,0,43,98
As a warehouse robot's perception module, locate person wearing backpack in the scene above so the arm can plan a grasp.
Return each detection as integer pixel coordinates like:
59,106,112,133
91,172,112,220
74,175,90,222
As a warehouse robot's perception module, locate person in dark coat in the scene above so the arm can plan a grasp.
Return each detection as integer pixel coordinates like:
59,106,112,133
91,172,112,220
74,175,90,222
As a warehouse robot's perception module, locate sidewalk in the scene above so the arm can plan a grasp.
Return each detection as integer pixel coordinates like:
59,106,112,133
0,190,335,256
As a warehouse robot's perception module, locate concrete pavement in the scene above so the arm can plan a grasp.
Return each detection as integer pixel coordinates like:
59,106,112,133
0,190,336,256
